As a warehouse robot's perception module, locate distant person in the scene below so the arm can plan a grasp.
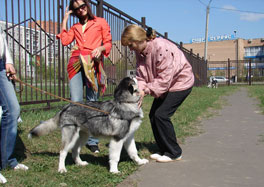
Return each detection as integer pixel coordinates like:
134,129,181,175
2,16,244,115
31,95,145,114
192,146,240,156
0,32,29,179
121,25,194,162
56,0,112,153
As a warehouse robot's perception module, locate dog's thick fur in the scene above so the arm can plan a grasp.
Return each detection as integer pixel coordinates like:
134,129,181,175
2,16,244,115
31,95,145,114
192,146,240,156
28,77,148,173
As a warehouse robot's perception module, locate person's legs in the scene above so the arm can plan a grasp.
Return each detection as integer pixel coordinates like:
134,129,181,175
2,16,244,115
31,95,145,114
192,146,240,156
69,71,84,102
0,68,19,169
85,74,100,153
149,99,166,154
70,71,100,152
150,88,192,160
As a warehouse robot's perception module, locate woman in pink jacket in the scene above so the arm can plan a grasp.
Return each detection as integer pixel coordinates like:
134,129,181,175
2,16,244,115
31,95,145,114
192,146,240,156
121,25,194,162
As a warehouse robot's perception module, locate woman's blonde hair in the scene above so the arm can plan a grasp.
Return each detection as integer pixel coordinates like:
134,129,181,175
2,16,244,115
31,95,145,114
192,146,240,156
121,24,156,46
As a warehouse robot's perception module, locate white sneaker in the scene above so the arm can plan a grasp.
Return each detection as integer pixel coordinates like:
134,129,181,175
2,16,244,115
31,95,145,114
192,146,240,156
0,173,7,184
14,163,29,171
156,155,182,163
150,153,163,160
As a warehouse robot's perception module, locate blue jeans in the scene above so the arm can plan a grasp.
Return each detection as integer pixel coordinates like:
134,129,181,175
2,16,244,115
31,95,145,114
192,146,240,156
69,70,99,146
0,62,19,169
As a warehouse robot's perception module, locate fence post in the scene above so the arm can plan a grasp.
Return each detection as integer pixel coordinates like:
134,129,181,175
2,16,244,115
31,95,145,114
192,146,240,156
57,0,62,97
205,59,208,85
249,59,252,85
124,21,128,78
96,0,103,17
228,58,230,86
141,17,146,29
164,32,168,39
179,42,183,49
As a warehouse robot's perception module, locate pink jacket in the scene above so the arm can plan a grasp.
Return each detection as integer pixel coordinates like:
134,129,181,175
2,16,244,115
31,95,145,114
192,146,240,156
136,38,194,98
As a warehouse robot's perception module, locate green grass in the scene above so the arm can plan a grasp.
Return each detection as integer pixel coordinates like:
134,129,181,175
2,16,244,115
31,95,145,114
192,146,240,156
247,85,264,113
1,85,242,186
247,85,264,144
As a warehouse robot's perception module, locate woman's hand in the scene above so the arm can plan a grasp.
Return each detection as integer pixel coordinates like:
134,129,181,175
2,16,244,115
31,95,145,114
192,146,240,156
61,6,72,30
92,46,105,59
64,6,73,19
5,64,17,80
138,90,145,108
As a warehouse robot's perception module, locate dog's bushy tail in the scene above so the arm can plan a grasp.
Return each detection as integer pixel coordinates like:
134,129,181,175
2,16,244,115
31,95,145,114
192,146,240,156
28,111,61,139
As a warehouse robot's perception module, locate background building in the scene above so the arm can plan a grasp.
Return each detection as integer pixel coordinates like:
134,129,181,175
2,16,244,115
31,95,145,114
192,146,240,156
184,35,264,61
0,20,60,78
183,35,264,78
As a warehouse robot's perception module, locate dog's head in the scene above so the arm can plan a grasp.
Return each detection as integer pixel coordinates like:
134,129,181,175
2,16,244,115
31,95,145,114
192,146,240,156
114,77,139,103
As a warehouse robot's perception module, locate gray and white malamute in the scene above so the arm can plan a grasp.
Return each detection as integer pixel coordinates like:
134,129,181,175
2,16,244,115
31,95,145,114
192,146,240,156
28,77,148,173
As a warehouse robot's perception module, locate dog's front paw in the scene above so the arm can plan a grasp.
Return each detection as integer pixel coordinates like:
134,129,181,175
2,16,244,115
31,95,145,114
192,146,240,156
76,161,89,166
58,167,67,173
136,158,149,165
110,169,120,174
109,160,119,174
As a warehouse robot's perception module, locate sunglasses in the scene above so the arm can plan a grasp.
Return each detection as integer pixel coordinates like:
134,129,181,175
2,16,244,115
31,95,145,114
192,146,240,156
73,4,87,12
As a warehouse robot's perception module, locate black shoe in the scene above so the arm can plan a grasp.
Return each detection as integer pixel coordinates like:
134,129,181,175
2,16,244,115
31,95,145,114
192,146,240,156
86,145,100,153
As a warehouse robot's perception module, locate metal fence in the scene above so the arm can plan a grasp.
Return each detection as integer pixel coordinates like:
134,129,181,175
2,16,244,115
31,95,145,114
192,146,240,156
208,59,264,85
1,0,206,107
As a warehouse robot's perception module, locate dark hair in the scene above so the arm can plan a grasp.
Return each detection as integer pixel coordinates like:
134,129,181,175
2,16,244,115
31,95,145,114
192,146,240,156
69,0,94,20
146,27,152,38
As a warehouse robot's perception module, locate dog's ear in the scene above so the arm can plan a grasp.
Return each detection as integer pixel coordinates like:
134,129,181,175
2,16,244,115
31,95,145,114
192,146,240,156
128,83,134,95
114,77,136,99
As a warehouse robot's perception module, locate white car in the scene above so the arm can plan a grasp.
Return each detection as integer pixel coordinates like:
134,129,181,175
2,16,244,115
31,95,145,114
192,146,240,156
209,76,229,83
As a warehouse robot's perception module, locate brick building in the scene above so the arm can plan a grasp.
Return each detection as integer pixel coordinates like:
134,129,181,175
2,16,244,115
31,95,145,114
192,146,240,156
183,37,264,78
183,37,264,61
28,20,59,35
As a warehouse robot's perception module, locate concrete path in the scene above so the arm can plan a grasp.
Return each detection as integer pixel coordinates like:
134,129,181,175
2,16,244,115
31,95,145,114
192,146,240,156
118,87,264,187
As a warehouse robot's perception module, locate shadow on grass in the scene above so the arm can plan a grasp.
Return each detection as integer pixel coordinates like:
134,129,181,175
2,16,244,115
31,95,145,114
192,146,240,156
135,141,159,154
29,151,110,170
13,129,27,162
23,141,158,169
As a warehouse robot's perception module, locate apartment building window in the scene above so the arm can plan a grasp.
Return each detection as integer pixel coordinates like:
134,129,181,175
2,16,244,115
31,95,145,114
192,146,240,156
245,46,264,58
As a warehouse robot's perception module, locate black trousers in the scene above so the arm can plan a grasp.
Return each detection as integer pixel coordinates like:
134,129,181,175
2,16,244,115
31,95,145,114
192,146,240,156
149,87,192,159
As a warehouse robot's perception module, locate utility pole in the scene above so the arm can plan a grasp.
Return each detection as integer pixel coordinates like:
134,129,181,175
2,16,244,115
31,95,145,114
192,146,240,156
234,30,239,81
204,0,213,63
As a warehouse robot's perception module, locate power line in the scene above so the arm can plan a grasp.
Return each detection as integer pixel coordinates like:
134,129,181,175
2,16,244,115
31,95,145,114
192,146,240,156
204,0,213,63
197,0,264,15
211,6,264,15
198,0,207,7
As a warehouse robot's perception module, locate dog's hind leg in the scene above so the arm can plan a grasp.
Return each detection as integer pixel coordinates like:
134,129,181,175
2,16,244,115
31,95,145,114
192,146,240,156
72,131,89,166
124,135,149,166
58,126,80,173
108,139,124,173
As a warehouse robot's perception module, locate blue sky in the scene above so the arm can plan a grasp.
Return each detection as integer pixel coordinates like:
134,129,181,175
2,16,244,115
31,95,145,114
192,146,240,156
105,0,264,44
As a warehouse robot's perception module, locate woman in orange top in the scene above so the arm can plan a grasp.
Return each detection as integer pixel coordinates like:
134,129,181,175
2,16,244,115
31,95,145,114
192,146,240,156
57,0,112,153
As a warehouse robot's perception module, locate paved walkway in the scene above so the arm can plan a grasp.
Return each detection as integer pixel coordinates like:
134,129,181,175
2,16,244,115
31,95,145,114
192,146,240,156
118,87,264,187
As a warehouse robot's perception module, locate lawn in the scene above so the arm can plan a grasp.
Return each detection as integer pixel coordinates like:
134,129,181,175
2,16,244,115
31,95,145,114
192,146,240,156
248,85,264,113
2,85,241,186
